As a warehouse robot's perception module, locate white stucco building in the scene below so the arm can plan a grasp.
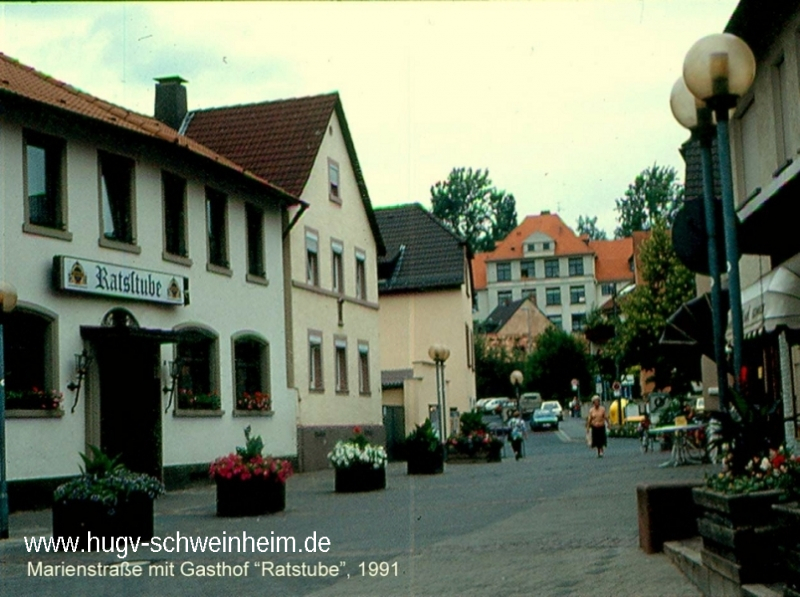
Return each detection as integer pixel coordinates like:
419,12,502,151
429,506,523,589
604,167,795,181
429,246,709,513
1,57,300,505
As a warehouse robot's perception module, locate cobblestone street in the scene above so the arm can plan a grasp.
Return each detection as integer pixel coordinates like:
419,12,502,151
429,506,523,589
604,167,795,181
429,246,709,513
1,418,712,596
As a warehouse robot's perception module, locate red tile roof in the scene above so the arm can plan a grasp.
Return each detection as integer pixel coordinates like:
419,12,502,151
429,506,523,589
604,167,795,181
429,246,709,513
184,93,339,198
471,252,490,290
485,213,592,262
588,237,634,283
0,53,298,205
184,92,384,254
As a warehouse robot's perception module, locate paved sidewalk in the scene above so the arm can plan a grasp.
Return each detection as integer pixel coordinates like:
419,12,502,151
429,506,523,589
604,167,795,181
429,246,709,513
1,419,711,596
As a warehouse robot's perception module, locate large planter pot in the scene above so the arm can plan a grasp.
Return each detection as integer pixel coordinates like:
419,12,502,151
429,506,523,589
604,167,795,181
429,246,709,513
406,445,445,475
52,493,154,551
215,477,286,517
334,466,386,493
773,502,800,597
692,487,785,584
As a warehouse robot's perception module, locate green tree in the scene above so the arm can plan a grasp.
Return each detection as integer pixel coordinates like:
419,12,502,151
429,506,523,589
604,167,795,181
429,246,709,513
474,334,525,399
576,215,607,240
615,219,697,391
614,164,684,238
525,327,593,405
431,167,517,253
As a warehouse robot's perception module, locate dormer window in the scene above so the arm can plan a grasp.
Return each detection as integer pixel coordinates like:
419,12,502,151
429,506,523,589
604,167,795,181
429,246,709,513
542,242,551,250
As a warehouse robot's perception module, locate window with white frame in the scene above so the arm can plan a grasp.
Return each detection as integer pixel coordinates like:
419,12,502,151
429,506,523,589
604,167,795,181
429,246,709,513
522,288,536,302
99,150,135,244
24,130,66,232
358,342,371,394
568,257,584,276
355,249,367,300
520,260,535,279
601,283,617,296
572,313,586,332
335,336,348,393
206,187,229,269
309,331,323,391
497,290,513,306
545,259,559,278
234,336,270,411
328,158,341,203
545,287,561,306
306,230,319,286
548,314,563,329
332,240,344,294
496,262,512,281
246,203,265,278
163,171,188,259
570,285,586,305
772,54,793,166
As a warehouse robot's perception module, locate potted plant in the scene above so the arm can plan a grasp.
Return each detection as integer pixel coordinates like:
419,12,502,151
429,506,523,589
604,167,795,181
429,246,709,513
52,446,164,551
327,426,387,493
692,391,794,584
446,411,503,463
405,419,444,475
210,426,294,517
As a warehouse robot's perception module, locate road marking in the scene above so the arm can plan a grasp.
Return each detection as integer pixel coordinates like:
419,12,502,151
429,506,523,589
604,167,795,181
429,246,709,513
556,429,573,443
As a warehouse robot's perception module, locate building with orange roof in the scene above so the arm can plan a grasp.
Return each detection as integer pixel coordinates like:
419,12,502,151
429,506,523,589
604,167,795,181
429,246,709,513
472,211,635,334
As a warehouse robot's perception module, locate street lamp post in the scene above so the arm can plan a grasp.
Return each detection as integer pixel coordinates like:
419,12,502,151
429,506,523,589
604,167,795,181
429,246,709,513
670,77,728,409
682,33,757,393
428,345,451,443
0,281,19,540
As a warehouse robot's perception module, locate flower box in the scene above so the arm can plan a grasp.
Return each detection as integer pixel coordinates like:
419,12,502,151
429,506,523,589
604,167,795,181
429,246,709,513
210,426,293,517
692,487,785,584
334,466,386,493
215,477,286,517
52,493,154,551
406,446,445,475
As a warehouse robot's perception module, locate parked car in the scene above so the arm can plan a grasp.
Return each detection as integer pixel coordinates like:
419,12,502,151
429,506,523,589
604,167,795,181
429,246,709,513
530,408,559,431
541,401,564,421
475,397,508,413
518,392,542,417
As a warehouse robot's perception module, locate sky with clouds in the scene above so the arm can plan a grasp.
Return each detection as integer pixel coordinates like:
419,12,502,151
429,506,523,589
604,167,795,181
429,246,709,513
0,1,740,237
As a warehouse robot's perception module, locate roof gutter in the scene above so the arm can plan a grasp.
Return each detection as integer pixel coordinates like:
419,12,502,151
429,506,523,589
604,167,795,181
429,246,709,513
283,201,310,239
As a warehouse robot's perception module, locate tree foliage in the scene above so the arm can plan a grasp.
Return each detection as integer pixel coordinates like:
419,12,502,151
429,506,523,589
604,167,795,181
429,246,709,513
614,164,684,238
431,167,517,253
576,215,607,240
474,335,525,399
615,220,697,390
524,327,593,404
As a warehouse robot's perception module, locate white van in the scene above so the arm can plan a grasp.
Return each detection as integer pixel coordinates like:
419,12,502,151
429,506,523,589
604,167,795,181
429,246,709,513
519,392,542,416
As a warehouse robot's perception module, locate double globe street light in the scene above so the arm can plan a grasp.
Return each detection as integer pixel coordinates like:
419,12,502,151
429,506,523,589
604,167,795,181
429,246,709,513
670,32,756,405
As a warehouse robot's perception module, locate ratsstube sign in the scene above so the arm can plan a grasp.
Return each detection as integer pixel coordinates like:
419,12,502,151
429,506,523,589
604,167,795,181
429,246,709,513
53,256,188,306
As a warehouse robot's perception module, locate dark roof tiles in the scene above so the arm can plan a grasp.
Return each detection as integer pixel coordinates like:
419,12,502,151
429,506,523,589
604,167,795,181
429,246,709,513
376,204,468,293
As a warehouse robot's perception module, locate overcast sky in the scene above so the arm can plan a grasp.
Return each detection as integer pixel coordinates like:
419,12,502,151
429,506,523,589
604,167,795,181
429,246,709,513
0,1,740,237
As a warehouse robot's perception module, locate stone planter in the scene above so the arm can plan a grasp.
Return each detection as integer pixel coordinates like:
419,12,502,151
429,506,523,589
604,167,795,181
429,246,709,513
215,477,286,517
406,445,445,475
446,443,502,463
773,501,800,597
692,487,785,584
52,493,154,551
335,466,386,493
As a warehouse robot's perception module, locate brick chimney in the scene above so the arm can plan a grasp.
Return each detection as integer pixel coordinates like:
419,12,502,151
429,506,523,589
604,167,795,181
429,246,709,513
154,76,188,131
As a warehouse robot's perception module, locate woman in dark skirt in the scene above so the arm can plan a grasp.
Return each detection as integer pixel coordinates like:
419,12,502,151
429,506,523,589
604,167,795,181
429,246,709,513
586,395,609,457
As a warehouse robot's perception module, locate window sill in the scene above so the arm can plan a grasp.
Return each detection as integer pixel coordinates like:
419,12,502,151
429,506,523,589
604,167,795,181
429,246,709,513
335,390,349,396
359,392,372,398
173,409,225,418
308,387,325,394
233,409,274,417
206,263,233,277
163,252,193,267
246,273,269,287
7,409,65,419
22,223,73,241
99,237,142,254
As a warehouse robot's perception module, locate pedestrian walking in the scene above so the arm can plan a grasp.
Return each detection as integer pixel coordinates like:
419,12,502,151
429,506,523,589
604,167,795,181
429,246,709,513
586,395,609,458
508,410,527,460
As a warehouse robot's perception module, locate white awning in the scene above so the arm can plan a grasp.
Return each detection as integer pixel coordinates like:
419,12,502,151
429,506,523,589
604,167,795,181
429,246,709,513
729,253,800,339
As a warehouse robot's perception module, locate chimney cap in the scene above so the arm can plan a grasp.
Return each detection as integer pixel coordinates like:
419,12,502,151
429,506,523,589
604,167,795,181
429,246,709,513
154,76,188,85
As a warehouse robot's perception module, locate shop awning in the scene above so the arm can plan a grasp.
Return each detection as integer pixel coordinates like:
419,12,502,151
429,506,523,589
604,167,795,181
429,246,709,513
661,290,729,362
727,253,800,339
